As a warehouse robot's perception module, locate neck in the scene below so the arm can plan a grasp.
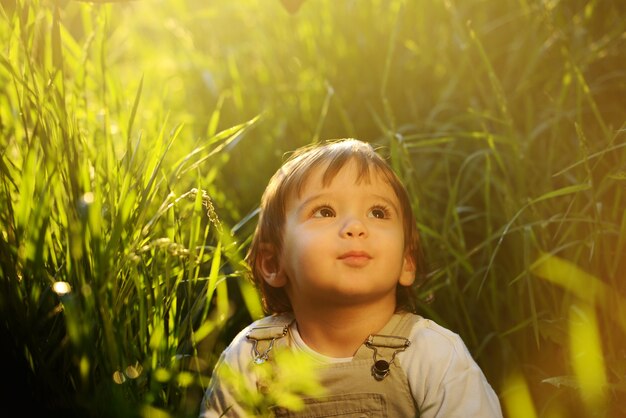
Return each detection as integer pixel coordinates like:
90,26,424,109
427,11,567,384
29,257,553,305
291,300,397,358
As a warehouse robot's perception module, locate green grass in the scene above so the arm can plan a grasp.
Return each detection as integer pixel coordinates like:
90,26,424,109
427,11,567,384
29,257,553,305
1,0,625,417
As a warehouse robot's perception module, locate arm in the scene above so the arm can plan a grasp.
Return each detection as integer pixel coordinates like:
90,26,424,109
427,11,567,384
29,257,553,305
403,319,503,418
199,363,245,418
198,329,256,418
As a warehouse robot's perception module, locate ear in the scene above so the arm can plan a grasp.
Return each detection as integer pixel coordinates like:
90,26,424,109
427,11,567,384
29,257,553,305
398,251,416,286
258,243,288,288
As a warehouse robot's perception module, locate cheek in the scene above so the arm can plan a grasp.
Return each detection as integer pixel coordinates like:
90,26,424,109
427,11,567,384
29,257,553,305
284,232,320,258
281,230,324,268
379,227,407,255
374,224,404,240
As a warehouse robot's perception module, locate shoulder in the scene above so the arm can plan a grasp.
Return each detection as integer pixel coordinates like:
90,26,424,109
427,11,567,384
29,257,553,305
404,314,472,359
200,313,297,417
399,314,486,382
219,313,295,366
250,312,295,328
399,315,503,416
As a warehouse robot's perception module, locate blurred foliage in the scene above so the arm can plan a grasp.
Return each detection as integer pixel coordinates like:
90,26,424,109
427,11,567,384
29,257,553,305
1,0,625,417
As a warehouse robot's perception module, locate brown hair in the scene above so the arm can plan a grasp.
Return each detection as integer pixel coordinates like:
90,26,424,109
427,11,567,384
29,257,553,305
245,138,424,313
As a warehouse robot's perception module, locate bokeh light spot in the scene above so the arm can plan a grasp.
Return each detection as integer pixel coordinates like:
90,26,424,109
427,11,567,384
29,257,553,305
52,281,72,296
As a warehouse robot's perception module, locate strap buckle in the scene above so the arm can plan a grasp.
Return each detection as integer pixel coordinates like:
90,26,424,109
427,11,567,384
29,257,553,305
246,324,289,364
365,334,410,380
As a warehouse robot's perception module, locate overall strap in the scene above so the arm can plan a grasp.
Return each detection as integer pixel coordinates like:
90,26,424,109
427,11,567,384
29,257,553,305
354,312,417,380
245,313,294,364
387,311,418,338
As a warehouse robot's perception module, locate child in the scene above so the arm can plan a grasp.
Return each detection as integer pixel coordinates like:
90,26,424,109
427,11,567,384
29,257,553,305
200,139,502,417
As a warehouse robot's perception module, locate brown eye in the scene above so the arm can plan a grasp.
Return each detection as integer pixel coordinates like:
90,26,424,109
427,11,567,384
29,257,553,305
369,206,390,219
313,206,335,218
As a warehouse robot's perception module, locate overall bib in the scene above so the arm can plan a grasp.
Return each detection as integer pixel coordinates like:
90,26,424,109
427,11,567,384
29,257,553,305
245,312,420,418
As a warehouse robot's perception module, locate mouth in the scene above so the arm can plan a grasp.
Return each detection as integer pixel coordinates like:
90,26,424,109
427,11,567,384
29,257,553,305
338,251,372,267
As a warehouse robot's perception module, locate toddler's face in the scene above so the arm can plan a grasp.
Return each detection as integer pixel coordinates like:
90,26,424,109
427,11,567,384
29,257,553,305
274,160,415,310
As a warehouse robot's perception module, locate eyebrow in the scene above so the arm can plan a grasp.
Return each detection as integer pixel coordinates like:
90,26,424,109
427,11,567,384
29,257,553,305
293,193,329,215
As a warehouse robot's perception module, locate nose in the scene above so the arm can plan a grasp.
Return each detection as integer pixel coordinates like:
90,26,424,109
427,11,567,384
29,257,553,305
340,217,368,238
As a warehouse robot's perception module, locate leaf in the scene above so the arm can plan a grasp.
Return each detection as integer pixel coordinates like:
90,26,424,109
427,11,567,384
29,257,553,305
542,376,579,389
279,0,306,14
529,183,591,205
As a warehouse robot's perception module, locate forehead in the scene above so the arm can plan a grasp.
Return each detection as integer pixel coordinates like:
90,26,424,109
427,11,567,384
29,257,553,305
292,159,397,198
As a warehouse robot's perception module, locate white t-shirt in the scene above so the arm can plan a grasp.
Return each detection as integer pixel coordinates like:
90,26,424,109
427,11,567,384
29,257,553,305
200,314,503,417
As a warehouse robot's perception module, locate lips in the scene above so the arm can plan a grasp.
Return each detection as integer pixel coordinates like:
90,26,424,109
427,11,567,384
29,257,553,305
338,251,372,267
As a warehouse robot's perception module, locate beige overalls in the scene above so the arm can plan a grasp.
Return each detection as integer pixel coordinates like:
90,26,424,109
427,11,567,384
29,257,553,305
245,312,420,418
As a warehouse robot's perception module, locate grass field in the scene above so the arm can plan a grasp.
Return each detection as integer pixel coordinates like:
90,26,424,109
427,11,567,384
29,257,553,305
1,0,625,417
